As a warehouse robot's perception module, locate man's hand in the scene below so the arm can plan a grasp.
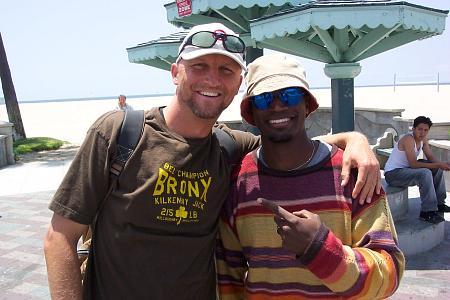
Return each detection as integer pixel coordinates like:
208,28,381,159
318,132,381,204
341,139,382,204
439,162,450,171
257,198,321,257
339,132,382,204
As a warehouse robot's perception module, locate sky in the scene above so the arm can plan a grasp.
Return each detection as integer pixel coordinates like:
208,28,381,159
0,0,449,101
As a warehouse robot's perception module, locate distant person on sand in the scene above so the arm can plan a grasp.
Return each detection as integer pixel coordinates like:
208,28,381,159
115,94,133,111
385,116,450,224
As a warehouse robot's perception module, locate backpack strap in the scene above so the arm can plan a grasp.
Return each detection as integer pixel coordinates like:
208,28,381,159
110,110,145,177
90,109,145,224
79,109,145,285
89,110,144,233
212,127,240,167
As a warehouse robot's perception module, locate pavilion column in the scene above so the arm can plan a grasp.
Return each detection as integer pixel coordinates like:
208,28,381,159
324,63,361,133
245,47,263,65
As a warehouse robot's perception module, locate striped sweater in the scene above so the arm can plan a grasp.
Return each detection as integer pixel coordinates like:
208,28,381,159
216,146,405,299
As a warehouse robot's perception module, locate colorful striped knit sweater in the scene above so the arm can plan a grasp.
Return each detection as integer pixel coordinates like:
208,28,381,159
216,146,405,299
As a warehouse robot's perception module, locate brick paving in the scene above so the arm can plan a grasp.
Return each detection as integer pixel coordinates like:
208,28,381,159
0,191,53,300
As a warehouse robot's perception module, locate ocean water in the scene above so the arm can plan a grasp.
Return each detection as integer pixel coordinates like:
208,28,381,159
0,93,173,105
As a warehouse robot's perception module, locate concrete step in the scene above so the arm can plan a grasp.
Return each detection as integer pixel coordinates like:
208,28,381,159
383,179,409,222
381,177,445,256
394,196,445,256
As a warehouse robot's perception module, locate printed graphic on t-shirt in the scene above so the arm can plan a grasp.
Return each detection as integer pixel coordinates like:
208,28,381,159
153,162,212,225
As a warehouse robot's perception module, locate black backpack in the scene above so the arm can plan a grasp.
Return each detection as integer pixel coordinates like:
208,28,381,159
78,110,146,280
78,109,239,279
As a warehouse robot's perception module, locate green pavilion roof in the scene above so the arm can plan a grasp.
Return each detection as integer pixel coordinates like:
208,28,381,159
249,0,448,63
127,0,448,133
128,1,448,69
164,0,308,33
128,0,311,69
127,31,187,70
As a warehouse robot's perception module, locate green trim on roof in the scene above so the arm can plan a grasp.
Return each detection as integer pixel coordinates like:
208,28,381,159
357,30,432,60
211,6,250,31
249,1,447,62
127,40,180,70
251,3,447,40
164,0,309,33
164,0,306,18
129,1,447,70
334,27,350,52
343,24,401,61
258,36,333,62
313,26,341,62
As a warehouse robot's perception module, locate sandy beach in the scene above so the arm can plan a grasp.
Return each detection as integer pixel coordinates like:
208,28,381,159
1,84,449,145
0,96,172,144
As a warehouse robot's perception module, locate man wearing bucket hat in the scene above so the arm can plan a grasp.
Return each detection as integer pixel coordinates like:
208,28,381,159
44,23,380,299
217,54,404,299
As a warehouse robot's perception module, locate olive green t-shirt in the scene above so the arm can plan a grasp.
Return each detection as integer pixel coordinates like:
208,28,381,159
49,107,259,299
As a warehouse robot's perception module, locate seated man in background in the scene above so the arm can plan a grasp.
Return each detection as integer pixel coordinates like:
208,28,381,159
216,54,404,299
385,116,450,224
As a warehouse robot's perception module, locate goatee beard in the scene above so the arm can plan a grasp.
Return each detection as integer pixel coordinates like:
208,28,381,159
187,100,226,120
191,106,224,119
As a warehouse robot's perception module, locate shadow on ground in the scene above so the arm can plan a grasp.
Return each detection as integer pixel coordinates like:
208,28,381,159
404,220,450,270
15,144,79,165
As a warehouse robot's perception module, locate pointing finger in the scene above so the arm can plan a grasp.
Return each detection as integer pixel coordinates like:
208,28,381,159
257,198,297,223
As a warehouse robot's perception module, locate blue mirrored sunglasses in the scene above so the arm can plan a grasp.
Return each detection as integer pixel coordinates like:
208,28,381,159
251,87,305,110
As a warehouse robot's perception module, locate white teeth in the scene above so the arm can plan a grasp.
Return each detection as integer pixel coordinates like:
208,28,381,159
269,118,290,124
200,91,219,97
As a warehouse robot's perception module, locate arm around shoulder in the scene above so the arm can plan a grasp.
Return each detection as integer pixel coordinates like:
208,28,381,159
317,131,381,204
315,131,366,150
217,124,261,157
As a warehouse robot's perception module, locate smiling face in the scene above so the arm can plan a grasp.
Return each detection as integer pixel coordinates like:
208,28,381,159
171,54,243,120
252,88,309,143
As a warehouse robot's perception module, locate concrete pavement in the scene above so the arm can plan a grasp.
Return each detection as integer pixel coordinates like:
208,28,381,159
0,153,449,299
0,190,54,299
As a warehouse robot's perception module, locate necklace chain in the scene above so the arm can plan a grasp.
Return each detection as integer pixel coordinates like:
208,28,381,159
287,140,316,171
259,140,317,171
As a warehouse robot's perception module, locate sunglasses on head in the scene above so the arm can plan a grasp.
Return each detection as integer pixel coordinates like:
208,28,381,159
250,87,305,110
179,30,246,56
